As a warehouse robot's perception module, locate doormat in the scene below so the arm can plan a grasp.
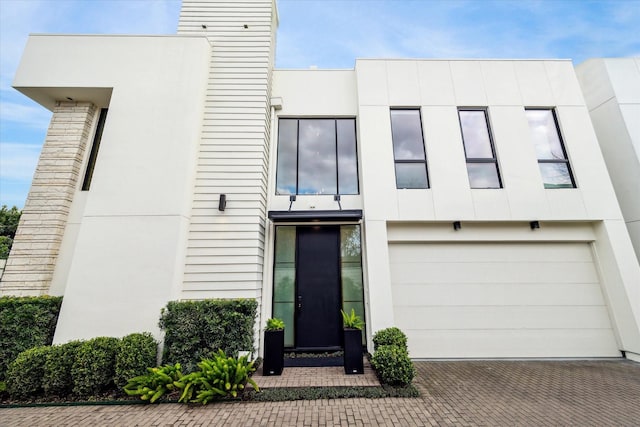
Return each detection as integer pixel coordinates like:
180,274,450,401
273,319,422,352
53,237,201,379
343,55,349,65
284,351,344,367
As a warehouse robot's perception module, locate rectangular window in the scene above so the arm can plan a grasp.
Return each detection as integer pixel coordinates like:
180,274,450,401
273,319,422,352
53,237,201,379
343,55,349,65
276,118,358,195
82,108,108,191
458,109,501,189
525,109,575,189
390,109,429,189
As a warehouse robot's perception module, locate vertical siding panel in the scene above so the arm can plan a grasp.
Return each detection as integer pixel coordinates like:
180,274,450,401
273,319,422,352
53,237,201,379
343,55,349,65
178,0,276,300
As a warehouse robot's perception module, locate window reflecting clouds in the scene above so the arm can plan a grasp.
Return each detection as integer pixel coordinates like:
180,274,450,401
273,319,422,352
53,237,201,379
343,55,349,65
276,119,298,194
276,118,359,195
458,109,502,189
337,120,359,195
391,109,429,189
459,111,494,158
298,120,337,194
525,109,575,189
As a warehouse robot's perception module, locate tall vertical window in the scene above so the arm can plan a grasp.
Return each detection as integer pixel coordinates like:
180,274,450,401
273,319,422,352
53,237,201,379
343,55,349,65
276,118,358,195
390,109,429,189
525,109,575,189
458,109,501,189
272,226,296,347
82,108,108,191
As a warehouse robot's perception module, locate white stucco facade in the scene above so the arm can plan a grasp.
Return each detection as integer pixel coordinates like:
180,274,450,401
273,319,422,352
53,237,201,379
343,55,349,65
2,0,639,361
575,58,640,265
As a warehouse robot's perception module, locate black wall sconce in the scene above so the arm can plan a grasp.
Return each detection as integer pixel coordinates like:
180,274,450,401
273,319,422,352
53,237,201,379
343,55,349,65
288,195,296,211
530,220,540,230
453,221,461,231
218,194,227,211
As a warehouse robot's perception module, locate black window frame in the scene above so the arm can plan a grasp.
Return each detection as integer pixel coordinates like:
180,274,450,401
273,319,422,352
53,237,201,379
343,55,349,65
275,117,359,196
457,108,502,189
390,108,430,189
525,108,576,189
81,108,108,191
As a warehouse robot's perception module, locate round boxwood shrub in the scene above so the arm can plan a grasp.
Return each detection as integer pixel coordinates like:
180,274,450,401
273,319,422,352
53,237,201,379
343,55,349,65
370,345,415,386
372,327,408,351
72,337,120,397
115,332,158,389
6,346,52,399
43,340,83,397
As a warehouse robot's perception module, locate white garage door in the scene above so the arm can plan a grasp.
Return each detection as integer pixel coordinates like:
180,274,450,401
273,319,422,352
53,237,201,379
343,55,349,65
389,242,620,358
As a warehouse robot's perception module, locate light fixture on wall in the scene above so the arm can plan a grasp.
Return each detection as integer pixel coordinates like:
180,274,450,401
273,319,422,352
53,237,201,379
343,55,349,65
218,194,227,211
288,195,296,211
334,194,342,210
453,221,461,231
530,220,540,230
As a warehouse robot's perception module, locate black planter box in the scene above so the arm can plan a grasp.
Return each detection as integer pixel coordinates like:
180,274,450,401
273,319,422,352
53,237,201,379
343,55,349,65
343,328,364,374
263,330,284,376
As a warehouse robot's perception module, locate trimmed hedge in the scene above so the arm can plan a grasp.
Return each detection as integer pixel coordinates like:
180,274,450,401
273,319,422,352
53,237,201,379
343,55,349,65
159,299,257,372
115,333,158,389
72,337,120,397
0,296,62,380
43,341,83,397
5,346,52,399
372,327,408,352
371,345,416,386
246,385,419,401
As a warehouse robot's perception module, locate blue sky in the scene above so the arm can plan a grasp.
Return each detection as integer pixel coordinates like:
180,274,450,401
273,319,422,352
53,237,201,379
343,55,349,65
1,0,639,208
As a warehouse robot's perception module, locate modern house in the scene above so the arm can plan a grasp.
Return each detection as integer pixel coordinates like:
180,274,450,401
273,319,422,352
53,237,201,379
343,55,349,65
2,0,639,362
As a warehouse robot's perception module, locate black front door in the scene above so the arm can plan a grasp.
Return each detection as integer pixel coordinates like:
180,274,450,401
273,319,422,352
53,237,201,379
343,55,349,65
295,226,342,350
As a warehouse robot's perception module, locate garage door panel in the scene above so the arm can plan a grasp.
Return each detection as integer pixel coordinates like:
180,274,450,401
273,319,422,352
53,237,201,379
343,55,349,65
394,306,615,330
389,242,619,357
406,329,621,358
390,261,598,284
389,242,594,263
391,283,607,306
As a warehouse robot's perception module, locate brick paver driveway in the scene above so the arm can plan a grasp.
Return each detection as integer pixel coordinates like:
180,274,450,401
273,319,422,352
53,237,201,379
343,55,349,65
2,360,639,426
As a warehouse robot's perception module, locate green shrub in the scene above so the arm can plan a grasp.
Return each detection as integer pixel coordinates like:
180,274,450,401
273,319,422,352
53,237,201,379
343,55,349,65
0,296,62,380
124,363,183,403
159,299,257,372
265,318,285,331
115,333,158,389
372,327,408,351
71,337,120,397
177,350,259,403
43,340,83,397
371,345,415,386
6,346,52,399
0,236,12,259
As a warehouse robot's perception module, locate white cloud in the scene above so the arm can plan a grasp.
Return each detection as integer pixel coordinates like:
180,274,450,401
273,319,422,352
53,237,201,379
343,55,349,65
0,100,51,128
0,142,41,181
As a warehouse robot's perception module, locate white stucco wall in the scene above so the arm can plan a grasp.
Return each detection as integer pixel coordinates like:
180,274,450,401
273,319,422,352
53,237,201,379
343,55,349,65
576,58,640,264
270,69,361,212
13,35,211,342
352,59,640,356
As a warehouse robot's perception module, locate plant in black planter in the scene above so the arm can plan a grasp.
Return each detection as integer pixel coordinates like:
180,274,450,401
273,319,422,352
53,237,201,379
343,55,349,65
341,309,364,374
263,318,285,376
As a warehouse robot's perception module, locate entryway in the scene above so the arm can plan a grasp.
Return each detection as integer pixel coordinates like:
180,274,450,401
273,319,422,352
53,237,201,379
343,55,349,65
272,224,365,351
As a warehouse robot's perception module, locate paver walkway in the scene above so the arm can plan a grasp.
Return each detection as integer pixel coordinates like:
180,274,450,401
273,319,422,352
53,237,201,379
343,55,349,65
2,360,639,426
253,358,380,388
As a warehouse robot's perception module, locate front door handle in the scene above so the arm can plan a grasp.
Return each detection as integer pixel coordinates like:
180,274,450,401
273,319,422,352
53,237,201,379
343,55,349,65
297,295,302,311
